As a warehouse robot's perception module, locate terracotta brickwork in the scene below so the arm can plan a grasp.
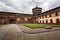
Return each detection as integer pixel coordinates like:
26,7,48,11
0,12,33,24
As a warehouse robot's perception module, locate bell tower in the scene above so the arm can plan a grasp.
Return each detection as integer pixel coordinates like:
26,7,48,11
32,6,42,16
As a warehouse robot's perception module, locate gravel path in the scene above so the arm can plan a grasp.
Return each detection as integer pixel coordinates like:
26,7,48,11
0,24,60,40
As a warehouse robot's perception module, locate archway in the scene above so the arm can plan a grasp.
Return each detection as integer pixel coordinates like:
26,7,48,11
46,20,48,23
50,19,53,23
42,20,44,23
40,20,41,23
56,18,60,23
9,19,16,24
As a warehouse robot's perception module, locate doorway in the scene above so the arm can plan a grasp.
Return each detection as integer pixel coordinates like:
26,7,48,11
9,19,16,24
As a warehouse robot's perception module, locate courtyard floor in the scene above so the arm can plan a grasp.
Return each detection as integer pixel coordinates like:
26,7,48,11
0,24,60,40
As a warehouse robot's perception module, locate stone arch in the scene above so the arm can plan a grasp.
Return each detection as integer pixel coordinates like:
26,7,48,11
41,20,43,23
40,20,41,23
46,20,48,23
9,19,16,24
42,20,44,23
56,18,60,23
50,19,53,23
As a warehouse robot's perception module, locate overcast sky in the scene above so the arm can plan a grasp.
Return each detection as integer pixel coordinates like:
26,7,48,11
0,0,60,14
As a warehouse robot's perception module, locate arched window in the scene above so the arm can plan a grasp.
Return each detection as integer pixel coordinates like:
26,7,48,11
56,18,59,23
50,19,53,23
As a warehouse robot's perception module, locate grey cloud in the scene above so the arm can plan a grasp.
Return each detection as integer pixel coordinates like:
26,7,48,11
0,0,60,14
0,1,21,13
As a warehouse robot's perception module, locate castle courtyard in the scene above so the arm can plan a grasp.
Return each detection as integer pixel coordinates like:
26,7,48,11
0,0,60,40
0,24,60,40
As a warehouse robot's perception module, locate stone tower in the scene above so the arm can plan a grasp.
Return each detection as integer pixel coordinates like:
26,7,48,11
32,6,42,16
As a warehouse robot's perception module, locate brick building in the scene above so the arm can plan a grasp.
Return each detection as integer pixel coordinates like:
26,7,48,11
35,6,60,24
0,12,33,24
0,6,60,24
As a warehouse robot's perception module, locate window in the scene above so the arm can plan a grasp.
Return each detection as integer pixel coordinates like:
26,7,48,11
45,15,47,18
42,16,44,18
56,12,58,16
49,14,51,17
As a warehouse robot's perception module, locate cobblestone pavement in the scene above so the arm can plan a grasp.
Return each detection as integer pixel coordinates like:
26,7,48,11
0,24,60,40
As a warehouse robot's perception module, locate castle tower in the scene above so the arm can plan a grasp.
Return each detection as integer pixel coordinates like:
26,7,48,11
32,6,42,16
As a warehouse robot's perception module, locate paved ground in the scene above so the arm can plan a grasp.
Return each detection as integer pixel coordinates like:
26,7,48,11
0,24,60,40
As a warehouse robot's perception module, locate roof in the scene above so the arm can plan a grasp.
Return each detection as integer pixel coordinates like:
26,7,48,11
39,6,60,16
0,11,33,16
32,6,42,10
